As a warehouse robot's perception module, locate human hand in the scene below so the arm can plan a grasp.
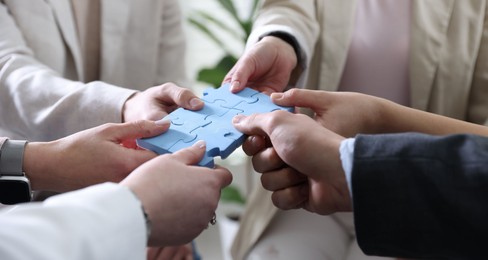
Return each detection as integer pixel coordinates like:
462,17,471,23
121,141,233,246
271,89,387,137
233,112,352,215
223,36,298,94
123,83,204,122
146,244,193,260
23,120,170,192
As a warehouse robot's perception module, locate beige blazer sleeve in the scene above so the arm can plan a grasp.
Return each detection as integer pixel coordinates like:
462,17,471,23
245,0,321,86
0,0,187,141
0,2,135,141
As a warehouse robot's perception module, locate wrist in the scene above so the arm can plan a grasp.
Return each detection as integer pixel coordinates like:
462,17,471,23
23,141,57,191
260,35,298,67
121,91,139,123
261,32,301,65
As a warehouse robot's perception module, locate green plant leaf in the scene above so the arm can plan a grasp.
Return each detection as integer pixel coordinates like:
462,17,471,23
194,10,244,41
217,0,240,22
220,185,246,205
197,55,238,87
187,17,227,49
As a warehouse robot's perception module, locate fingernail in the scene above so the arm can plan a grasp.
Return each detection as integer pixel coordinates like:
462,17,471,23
271,92,284,100
230,80,240,92
233,114,245,124
155,119,170,126
189,98,203,108
194,140,206,149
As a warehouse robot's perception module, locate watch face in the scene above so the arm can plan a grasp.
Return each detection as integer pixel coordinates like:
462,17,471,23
0,177,31,205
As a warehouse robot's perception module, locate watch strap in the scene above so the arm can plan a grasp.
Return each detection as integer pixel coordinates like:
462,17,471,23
0,140,28,176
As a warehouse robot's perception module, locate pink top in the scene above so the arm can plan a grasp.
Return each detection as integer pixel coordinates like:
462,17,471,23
338,0,412,106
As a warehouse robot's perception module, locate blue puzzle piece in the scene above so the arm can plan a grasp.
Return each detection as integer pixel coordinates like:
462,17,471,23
202,83,259,108
138,127,197,154
137,83,294,167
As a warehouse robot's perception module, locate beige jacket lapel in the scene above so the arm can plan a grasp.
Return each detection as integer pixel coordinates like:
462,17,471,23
100,0,130,81
45,0,84,79
410,0,454,110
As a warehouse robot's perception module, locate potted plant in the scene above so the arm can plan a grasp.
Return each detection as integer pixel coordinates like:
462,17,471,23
188,0,260,88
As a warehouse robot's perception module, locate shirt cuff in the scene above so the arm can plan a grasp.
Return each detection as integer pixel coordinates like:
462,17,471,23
339,138,356,198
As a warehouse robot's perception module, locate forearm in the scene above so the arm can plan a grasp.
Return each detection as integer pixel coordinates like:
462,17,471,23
22,141,58,191
378,98,488,136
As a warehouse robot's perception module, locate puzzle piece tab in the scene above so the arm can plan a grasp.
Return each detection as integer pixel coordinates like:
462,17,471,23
136,83,294,167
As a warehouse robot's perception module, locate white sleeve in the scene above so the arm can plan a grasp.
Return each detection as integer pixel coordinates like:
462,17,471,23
0,183,147,260
339,138,356,198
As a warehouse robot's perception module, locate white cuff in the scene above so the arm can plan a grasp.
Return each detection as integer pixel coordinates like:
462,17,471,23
339,138,356,198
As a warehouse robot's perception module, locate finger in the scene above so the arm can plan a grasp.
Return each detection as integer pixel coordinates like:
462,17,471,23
172,244,193,260
156,83,204,111
101,120,170,142
241,135,267,156
146,247,164,260
210,165,233,188
232,113,273,137
261,167,307,191
271,184,309,210
121,119,170,149
252,147,285,173
158,246,178,259
271,89,329,111
170,140,206,165
228,57,254,93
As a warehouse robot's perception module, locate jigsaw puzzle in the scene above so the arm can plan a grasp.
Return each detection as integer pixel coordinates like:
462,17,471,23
136,83,294,167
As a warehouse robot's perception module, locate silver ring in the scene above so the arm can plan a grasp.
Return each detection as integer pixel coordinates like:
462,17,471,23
210,212,217,225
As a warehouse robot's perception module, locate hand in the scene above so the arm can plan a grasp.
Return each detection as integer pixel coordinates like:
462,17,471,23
23,120,170,192
146,244,193,260
272,89,488,137
232,111,351,215
121,141,233,246
223,36,298,94
123,83,204,122
271,89,387,137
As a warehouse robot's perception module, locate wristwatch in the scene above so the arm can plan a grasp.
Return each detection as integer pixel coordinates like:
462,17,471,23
0,140,32,205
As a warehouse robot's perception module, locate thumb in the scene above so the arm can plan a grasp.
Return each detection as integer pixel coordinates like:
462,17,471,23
271,89,328,112
111,120,171,142
170,140,207,165
226,56,255,93
212,165,233,188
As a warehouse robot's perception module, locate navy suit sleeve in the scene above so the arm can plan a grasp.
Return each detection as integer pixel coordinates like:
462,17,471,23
351,133,488,259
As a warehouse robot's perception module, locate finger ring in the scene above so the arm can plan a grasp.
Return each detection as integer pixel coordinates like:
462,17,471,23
210,212,217,225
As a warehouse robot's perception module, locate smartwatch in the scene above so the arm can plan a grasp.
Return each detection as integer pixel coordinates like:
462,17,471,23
0,140,32,205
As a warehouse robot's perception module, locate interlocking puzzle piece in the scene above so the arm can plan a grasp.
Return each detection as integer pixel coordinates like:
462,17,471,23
136,83,294,167
202,84,259,107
